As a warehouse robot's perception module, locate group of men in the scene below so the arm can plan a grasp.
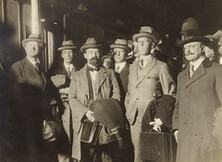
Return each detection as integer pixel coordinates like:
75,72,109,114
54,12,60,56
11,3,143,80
2,20,222,162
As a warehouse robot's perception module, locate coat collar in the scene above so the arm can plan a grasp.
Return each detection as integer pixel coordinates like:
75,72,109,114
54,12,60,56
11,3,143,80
184,58,211,88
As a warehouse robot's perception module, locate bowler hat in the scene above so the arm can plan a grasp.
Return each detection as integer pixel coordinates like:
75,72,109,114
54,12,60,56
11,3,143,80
205,35,216,48
80,38,102,52
22,33,45,48
178,35,210,46
213,30,222,41
58,40,77,51
110,39,131,53
132,26,158,44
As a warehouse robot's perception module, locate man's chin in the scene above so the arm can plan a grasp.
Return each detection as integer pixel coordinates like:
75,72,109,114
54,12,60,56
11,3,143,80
89,60,99,67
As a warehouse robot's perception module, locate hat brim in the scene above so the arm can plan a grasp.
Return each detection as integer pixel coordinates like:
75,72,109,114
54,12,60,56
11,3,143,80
110,44,131,53
22,38,45,48
80,44,102,53
178,36,210,46
132,33,158,43
58,46,77,51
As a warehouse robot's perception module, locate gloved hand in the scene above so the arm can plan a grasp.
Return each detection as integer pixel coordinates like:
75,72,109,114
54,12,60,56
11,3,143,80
149,118,163,132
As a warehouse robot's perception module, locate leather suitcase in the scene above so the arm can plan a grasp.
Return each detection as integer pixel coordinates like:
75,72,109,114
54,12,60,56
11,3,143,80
81,121,102,145
140,132,174,162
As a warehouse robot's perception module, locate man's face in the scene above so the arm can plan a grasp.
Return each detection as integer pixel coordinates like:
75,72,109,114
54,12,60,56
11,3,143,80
103,58,112,68
183,41,204,62
25,41,41,58
113,48,127,63
61,49,74,64
84,48,100,66
204,46,215,61
137,37,152,56
218,37,222,56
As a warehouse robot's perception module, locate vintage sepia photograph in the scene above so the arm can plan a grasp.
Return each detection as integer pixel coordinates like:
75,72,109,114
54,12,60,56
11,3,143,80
0,0,222,162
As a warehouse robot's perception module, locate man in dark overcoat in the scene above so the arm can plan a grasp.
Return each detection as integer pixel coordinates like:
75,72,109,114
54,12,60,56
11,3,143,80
10,34,56,162
173,34,222,162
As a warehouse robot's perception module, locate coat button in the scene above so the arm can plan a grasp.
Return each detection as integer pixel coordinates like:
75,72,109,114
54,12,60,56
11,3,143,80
136,98,138,100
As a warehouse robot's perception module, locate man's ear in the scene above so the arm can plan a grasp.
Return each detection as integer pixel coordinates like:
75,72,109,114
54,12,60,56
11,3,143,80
84,53,87,59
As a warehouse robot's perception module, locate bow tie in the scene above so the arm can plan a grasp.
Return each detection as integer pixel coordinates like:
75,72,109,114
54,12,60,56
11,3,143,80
88,65,100,71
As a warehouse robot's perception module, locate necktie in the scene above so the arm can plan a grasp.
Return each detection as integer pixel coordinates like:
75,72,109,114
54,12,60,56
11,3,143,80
88,65,99,71
34,62,40,72
190,64,195,78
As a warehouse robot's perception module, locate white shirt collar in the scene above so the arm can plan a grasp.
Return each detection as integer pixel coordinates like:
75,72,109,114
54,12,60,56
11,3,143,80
190,56,205,71
26,56,40,67
115,61,126,73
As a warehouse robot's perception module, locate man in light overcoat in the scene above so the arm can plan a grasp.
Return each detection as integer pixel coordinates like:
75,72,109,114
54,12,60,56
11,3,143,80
69,38,121,162
125,26,176,162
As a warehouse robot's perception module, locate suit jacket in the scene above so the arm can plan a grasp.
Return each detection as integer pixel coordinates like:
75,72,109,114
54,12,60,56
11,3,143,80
116,62,129,99
69,65,120,160
172,58,222,162
125,56,176,125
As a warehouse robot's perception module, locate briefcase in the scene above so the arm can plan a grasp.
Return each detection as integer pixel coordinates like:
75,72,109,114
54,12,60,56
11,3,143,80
81,121,102,145
140,131,174,162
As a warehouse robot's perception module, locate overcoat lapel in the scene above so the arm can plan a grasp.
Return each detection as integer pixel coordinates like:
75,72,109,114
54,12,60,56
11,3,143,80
185,58,212,88
24,57,47,90
82,65,90,97
136,57,157,86
96,67,108,93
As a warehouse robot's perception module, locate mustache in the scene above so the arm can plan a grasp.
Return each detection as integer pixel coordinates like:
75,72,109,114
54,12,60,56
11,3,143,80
185,52,194,56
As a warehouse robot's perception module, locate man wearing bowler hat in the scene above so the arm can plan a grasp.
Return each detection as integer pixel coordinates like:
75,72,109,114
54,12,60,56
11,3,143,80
10,34,55,161
69,38,121,162
110,39,131,101
125,26,176,162
173,34,222,162
50,40,77,162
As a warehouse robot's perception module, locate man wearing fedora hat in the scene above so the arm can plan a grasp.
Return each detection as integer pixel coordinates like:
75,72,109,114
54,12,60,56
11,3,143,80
50,40,78,162
125,26,176,162
69,38,121,162
110,39,131,100
10,34,56,161
173,34,222,162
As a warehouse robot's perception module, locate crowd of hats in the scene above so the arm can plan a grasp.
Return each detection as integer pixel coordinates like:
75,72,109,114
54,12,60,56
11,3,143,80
22,18,222,52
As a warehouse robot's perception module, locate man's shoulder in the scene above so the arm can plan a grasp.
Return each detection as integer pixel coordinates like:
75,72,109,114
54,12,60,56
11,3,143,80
11,58,26,69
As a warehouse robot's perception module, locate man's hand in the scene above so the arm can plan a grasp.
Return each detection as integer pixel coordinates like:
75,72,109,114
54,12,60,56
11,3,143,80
85,110,95,122
174,130,179,143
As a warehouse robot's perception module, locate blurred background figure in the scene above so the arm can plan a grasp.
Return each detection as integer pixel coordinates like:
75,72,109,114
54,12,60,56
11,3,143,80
100,53,114,69
213,29,222,64
204,35,218,62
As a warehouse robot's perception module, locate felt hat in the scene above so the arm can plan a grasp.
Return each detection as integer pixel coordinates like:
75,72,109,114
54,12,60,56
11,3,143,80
110,39,131,53
80,38,102,52
22,33,45,48
132,26,159,44
58,40,77,51
178,35,210,46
